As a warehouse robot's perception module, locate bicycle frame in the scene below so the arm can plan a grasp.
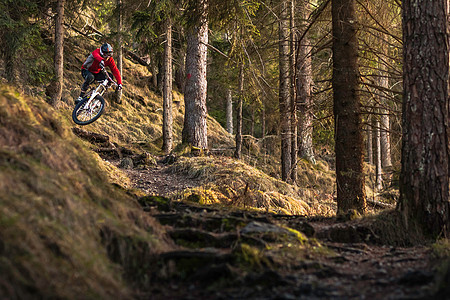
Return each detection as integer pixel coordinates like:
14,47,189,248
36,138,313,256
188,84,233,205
84,70,117,106
72,69,118,125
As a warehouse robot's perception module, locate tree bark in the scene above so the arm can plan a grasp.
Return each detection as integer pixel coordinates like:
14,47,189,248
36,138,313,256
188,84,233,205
261,104,266,140
297,2,315,164
378,60,392,185
50,0,65,107
226,88,233,134
279,0,292,182
182,0,208,149
375,117,383,191
290,0,298,183
332,0,366,214
379,69,392,169
367,116,373,165
162,17,173,154
234,64,244,159
400,0,449,237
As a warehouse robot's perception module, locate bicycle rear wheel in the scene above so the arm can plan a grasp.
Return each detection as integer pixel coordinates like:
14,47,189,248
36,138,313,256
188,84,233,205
72,95,105,125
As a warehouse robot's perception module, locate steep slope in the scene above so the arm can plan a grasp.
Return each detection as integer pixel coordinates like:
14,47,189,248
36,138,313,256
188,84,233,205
0,85,172,299
62,38,235,153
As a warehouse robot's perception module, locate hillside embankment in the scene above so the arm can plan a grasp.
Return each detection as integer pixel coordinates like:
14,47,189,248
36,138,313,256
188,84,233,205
1,45,449,298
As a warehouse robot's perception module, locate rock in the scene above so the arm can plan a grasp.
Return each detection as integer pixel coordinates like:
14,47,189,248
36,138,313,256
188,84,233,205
133,152,157,166
119,157,133,169
240,221,294,236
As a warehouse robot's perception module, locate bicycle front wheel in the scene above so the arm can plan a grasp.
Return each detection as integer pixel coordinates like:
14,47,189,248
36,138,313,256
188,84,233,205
72,95,106,125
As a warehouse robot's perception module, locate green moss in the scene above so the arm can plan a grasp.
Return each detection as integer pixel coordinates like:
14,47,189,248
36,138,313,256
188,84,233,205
432,239,450,259
234,243,270,270
283,227,308,244
138,196,172,211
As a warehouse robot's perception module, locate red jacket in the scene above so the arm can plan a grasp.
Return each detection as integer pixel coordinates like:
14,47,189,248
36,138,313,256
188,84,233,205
81,48,122,85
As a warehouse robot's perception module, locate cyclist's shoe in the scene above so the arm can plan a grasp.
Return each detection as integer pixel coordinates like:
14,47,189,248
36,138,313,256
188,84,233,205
75,96,83,105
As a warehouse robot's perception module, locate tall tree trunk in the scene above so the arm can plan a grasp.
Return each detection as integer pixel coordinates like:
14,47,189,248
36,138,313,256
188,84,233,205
182,0,208,149
150,53,158,89
378,60,392,184
367,116,373,165
50,0,65,107
290,0,298,183
116,0,123,103
226,88,233,134
375,116,383,191
162,18,173,154
234,64,244,159
297,2,315,164
380,112,391,167
332,0,366,214
400,0,449,237
279,0,292,182
261,104,266,140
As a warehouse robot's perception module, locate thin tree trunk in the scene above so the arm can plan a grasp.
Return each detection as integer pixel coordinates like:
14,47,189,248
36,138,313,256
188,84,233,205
378,60,392,185
116,0,123,103
279,0,292,182
379,67,392,168
234,63,244,159
50,0,65,107
375,116,383,191
226,88,233,134
182,0,208,149
380,113,391,167
297,2,315,164
150,53,158,88
400,0,449,237
290,0,297,183
162,18,173,154
367,116,373,165
261,104,266,140
332,0,366,214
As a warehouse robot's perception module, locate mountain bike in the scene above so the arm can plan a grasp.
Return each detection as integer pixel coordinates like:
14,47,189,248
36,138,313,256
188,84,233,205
72,68,118,125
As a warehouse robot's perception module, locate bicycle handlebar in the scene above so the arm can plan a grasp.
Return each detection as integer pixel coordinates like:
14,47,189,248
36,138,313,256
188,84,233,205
101,67,119,89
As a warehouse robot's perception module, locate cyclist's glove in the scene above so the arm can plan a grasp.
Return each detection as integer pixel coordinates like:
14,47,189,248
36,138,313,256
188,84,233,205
118,84,123,90
99,60,105,69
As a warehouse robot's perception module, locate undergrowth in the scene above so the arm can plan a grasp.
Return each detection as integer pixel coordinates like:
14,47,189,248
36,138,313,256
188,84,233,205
0,85,171,299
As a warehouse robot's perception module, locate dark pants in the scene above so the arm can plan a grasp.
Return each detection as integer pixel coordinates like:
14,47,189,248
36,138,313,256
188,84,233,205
81,69,113,92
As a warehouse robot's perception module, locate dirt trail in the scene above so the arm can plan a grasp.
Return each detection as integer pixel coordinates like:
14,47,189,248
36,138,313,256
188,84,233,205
125,162,201,196
120,158,439,300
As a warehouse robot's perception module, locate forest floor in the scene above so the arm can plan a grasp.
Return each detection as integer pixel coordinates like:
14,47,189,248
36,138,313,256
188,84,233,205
111,155,443,300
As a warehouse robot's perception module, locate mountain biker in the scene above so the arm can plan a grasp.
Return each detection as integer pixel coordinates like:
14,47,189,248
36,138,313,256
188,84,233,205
76,43,123,104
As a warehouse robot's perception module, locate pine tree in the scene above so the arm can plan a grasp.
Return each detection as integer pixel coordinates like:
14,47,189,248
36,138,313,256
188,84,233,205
400,0,449,237
332,0,366,214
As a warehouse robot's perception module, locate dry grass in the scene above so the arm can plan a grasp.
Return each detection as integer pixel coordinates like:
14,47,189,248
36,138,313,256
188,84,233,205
167,156,339,216
58,37,341,217
0,85,172,299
